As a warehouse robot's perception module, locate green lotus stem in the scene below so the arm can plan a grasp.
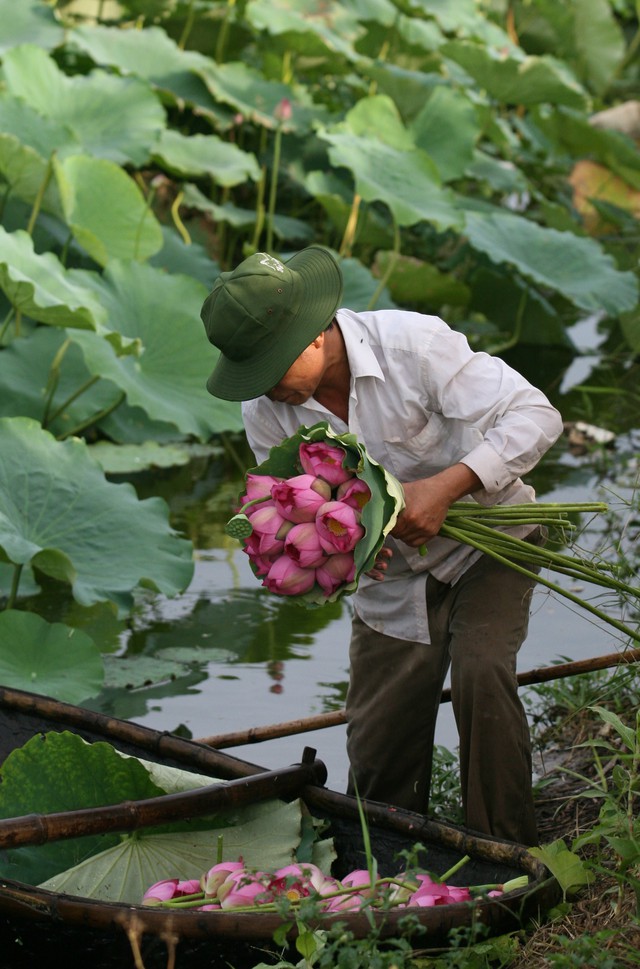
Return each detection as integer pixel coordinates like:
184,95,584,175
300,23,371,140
0,306,15,343
266,123,284,253
441,521,640,645
5,564,23,611
445,517,639,596
249,166,267,254
368,216,400,311
45,375,100,427
446,501,608,518
215,0,238,63
27,153,54,237
57,391,126,441
438,854,471,883
178,0,196,49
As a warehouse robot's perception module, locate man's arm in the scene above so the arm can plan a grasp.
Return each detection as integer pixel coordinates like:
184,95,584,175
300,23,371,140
391,463,482,548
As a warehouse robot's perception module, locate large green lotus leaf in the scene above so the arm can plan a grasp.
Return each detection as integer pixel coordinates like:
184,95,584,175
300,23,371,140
41,798,304,903
196,60,325,133
53,155,164,267
533,107,640,192
463,209,639,315
374,252,470,309
0,417,194,613
0,133,60,212
410,87,480,182
0,94,80,207
67,260,243,439
67,24,225,119
0,731,166,885
97,400,197,445
341,255,396,312
466,149,530,195
0,92,81,159
88,441,218,475
0,0,64,53
0,610,104,703
365,63,442,123
396,13,443,54
0,563,39,600
68,22,203,82
520,0,625,97
153,129,260,186
469,267,575,351
441,41,588,109
571,0,626,95
151,226,220,290
1,45,165,167
403,0,482,33
303,170,393,250
337,95,415,151
0,228,105,330
246,0,364,61
0,326,124,435
180,183,313,246
321,130,462,231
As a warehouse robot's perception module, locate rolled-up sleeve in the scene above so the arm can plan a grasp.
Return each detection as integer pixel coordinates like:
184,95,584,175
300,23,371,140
424,329,564,493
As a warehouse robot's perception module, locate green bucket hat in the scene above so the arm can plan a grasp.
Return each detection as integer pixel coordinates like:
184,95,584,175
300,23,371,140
201,246,343,401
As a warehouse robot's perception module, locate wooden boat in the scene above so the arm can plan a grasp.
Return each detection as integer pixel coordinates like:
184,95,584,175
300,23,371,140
0,685,560,969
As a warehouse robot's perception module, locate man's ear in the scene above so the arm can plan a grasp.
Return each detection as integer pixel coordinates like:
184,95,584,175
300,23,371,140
311,330,325,349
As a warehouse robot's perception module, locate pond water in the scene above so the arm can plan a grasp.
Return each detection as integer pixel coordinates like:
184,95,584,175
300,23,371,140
81,327,639,798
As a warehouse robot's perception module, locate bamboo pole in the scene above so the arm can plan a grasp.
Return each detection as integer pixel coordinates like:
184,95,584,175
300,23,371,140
0,747,327,848
197,648,640,749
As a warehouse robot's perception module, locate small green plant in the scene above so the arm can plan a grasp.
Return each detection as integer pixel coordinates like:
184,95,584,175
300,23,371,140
544,929,621,968
569,706,640,916
429,745,464,824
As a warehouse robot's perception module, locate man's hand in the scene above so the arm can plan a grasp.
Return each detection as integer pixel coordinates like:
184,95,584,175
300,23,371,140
391,463,482,548
365,545,393,581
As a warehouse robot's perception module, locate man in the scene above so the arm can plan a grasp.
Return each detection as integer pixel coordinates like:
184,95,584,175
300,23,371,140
201,245,563,845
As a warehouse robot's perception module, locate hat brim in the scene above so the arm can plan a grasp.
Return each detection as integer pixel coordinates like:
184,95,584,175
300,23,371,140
206,246,343,401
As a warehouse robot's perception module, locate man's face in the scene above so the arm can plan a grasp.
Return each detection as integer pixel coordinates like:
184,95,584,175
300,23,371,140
266,338,325,406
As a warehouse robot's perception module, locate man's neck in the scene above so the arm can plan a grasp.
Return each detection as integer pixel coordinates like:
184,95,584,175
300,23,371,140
314,324,350,423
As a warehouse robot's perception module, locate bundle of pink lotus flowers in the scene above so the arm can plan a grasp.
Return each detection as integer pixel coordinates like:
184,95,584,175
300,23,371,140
142,860,525,913
237,445,367,598
226,423,403,604
225,422,404,605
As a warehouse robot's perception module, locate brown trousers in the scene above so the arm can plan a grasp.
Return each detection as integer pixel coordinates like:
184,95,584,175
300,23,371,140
345,545,541,845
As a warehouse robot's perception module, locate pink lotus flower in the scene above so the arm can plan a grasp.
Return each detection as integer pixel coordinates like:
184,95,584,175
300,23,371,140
241,473,283,505
247,502,294,555
272,474,332,523
263,555,316,596
341,869,375,895
271,863,338,898
142,878,202,905
298,442,354,487
315,552,356,596
218,870,270,909
407,874,471,907
242,533,278,576
201,860,245,898
336,477,372,512
284,522,329,569
315,501,364,554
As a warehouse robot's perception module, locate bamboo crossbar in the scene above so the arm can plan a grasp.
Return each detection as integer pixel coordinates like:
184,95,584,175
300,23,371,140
0,747,327,848
197,647,640,750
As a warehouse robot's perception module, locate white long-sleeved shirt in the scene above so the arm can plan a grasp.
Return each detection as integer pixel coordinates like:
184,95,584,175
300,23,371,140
242,308,563,643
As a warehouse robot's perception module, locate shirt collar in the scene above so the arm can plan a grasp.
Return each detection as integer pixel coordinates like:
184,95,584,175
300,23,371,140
336,309,385,383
